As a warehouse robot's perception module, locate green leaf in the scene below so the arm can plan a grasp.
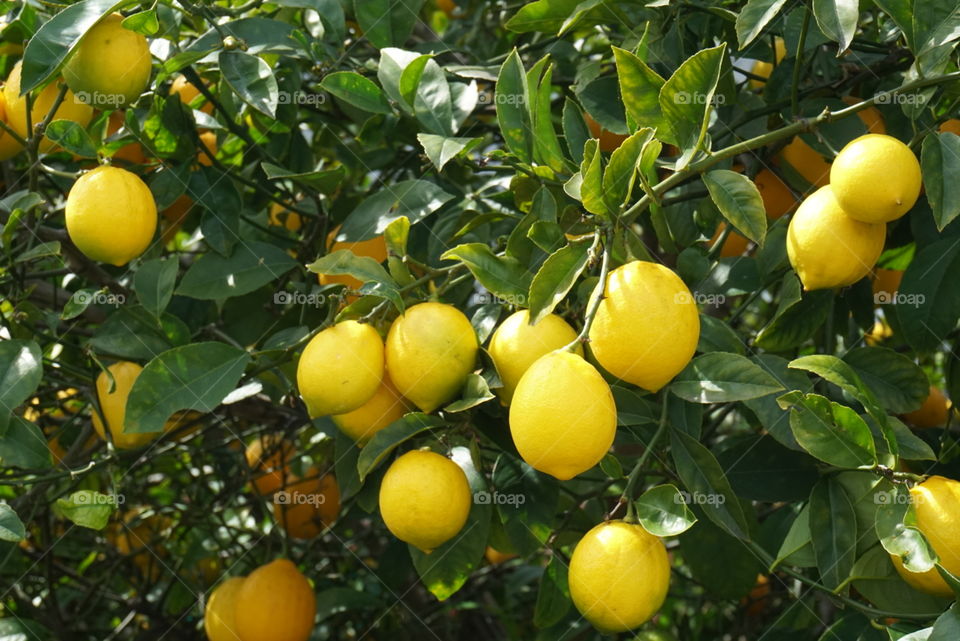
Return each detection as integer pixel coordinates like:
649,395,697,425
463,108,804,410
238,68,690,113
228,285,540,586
658,44,727,163
333,428,362,501
812,0,859,53
45,120,97,157
413,58,455,136
55,491,116,530
809,479,858,590
124,343,252,433
441,244,531,301
562,98,590,165
527,240,592,325
0,339,43,433
557,0,605,35
603,128,655,211
921,133,960,230
134,257,178,318
0,416,50,469
14,240,61,264
353,0,426,49
505,0,580,33
612,47,665,130
736,0,791,49
320,71,392,114
0,504,25,542
702,170,767,245
528,60,568,173
398,55,431,109
672,353,784,403
851,544,952,617
755,288,833,351
874,0,960,55
896,238,960,351
177,242,297,300
89,307,188,361
635,484,698,537
261,163,345,194
534,556,570,628
416,134,482,171
778,392,878,468
219,50,278,117
843,347,929,414
378,47,420,108
495,50,533,163
579,139,609,216
356,413,445,481
444,374,495,413
121,9,159,36
931,605,960,640
338,179,454,241
308,250,403,311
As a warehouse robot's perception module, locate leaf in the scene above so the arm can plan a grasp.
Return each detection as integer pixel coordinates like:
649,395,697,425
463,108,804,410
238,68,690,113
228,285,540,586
333,428,362,501
895,238,960,351
413,58,455,136
441,244,531,301
921,133,960,230
534,557,570,628
562,98,590,165
121,9,159,36
353,0,426,49
444,374,495,412
774,506,816,568
320,71,392,114
612,47,665,130
356,414,445,481
124,343,252,434
0,339,43,432
671,353,784,403
0,504,25,542
338,179,454,241
134,257,178,318
177,242,297,300
755,288,833,351
528,59,568,173
812,0,860,53
55,491,116,530
45,120,97,157
809,479,858,590
778,392,878,468
495,50,533,163
219,50,278,117
843,346,929,414
874,0,960,55
308,250,403,311
378,48,421,108
0,416,50,469
505,0,580,33
635,484,698,537
658,44,726,162
579,139,608,217
736,0,791,49
527,240,592,325
261,163,345,193
603,128,655,211
702,170,767,245
416,134,482,171
931,606,960,640
88,307,188,361
850,544,951,617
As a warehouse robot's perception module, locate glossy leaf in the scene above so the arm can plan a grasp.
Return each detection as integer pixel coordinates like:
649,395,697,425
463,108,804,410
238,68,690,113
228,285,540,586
812,0,859,53
635,484,698,537
809,479,858,590
495,50,533,163
658,44,726,163
612,47,664,129
134,257,178,318
672,353,784,403
778,392,878,468
356,414,445,481
921,133,960,230
441,244,531,301
353,0,426,49
320,71,392,114
736,0,791,49
417,134,482,171
527,239,593,325
0,504,25,542
177,242,297,300
338,179,454,241
702,170,767,246
219,50,279,117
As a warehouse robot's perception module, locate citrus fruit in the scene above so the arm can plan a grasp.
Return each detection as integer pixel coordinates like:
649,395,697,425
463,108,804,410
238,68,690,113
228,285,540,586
233,559,316,641
170,74,214,114
569,520,670,632
385,302,479,412
65,165,158,266
3,61,93,152
872,268,903,303
197,130,217,167
588,260,700,392
584,113,628,153
710,222,751,257
436,0,457,16
331,374,410,445
379,450,471,552
0,91,24,160
754,167,796,218
778,136,831,189
92,361,157,450
106,110,147,165
487,310,581,405
296,320,384,417
742,574,771,617
318,227,388,295
786,186,885,290
269,202,303,232
749,37,786,89
63,13,152,108
891,476,960,597
865,318,893,346
940,119,960,136
509,351,616,480
484,546,517,564
903,387,950,429
204,576,245,641
245,434,294,496
830,134,922,223
274,469,340,539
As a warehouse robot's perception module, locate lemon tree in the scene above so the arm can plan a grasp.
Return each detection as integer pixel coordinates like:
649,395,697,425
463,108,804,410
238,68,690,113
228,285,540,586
3,1,960,640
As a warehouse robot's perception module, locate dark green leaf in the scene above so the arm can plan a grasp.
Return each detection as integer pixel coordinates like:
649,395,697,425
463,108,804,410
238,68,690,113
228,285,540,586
755,288,833,351
441,244,531,301
0,340,43,432
45,120,97,157
338,179,454,241
702,170,767,245
672,353,783,403
896,238,960,351
219,50,278,117
261,163,345,194
809,479,858,590
843,346,929,414
635,484,698,537
320,71,392,114
134,257,178,318
177,242,297,300
0,416,51,469
356,413,445,481
778,392,878,468
353,0,426,49
444,374,495,412
736,0,791,49
534,556,570,628
505,0,580,33
0,504,25,542
527,240,592,325
921,133,960,230
562,98,589,165
658,44,726,162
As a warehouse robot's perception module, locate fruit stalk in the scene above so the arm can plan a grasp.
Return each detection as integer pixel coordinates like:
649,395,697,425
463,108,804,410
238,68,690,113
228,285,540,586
565,230,608,351
619,399,670,522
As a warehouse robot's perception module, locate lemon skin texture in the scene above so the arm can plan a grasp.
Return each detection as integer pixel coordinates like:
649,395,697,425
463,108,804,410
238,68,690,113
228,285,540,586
385,302,479,412
891,476,960,597
488,310,581,405
509,351,617,480
830,134,921,223
3,61,93,153
569,520,671,633
233,559,316,641
902,387,950,429
379,450,472,552
296,320,384,417
204,576,245,641
92,361,157,450
779,136,832,188
64,14,152,108
0,91,24,160
331,374,410,445
786,186,886,291
65,165,158,266
588,260,700,393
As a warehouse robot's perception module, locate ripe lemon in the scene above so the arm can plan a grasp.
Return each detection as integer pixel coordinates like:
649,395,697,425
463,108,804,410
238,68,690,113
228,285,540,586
170,74,214,114
379,450,471,552
748,37,786,89
584,113,628,153
509,351,616,480
484,546,517,564
197,130,217,167
63,14,151,108
787,186,885,290
865,319,893,346
903,387,950,429
569,520,670,632
0,91,23,160
331,374,410,445
204,576,245,641
92,361,157,450
107,111,147,165
234,559,316,641
274,469,340,539
244,434,294,496
710,222,751,257
588,260,700,393
872,267,903,303
65,165,158,266
778,137,831,189
385,302,478,412
830,134,922,223
940,119,960,136
296,320,384,417
754,167,797,218
318,227,388,296
3,61,93,152
269,202,303,232
891,476,960,597
488,310,581,405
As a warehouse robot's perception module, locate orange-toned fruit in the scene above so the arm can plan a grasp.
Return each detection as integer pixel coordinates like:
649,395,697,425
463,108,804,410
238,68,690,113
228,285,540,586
842,96,887,134
331,374,410,445
0,90,23,160
779,137,831,189
204,576,244,641
754,168,797,218
273,469,340,539
742,574,771,617
197,130,217,166
245,435,295,496
584,113,628,153
318,227,388,295
710,223,751,257
269,202,303,232
106,111,147,165
940,119,960,136
872,268,903,304
233,559,316,641
160,194,193,245
903,387,950,429
170,74,214,115
485,546,517,564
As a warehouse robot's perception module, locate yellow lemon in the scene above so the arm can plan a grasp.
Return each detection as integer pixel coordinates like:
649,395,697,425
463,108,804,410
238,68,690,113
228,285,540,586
92,361,157,450
588,260,700,393
891,476,960,597
234,559,316,641
379,450,471,552
170,74,214,114
385,302,478,412
710,222,752,257
204,576,245,641
902,387,950,429
509,351,616,480
830,134,922,223
296,320,384,417
3,61,93,152
569,520,670,632
331,374,410,445
748,37,786,88
778,137,832,189
273,469,340,539
754,167,797,219
244,434,294,496
269,202,303,232
63,13,152,108
197,130,217,167
872,267,903,303
318,227,388,298
65,165,158,266
0,91,24,160
488,310,581,405
786,185,886,290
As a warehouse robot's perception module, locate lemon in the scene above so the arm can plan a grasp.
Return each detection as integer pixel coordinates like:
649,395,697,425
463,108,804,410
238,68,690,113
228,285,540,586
269,202,303,232
830,134,921,223
170,74,214,114
233,559,316,641
488,310,581,405
197,130,217,167
754,167,796,219
748,37,786,89
509,351,616,480
0,90,23,160
63,14,152,108
296,320,384,417
710,222,751,257
385,302,479,412
778,137,832,189
331,374,410,445
891,476,960,597
379,450,471,552
204,576,245,641
318,227,388,297
903,387,950,429
65,165,158,266
786,185,885,290
92,361,157,450
3,61,93,152
273,469,340,539
107,110,147,165
588,260,700,393
569,520,670,632
940,119,960,136
244,434,294,496
584,113,628,153
872,267,903,303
